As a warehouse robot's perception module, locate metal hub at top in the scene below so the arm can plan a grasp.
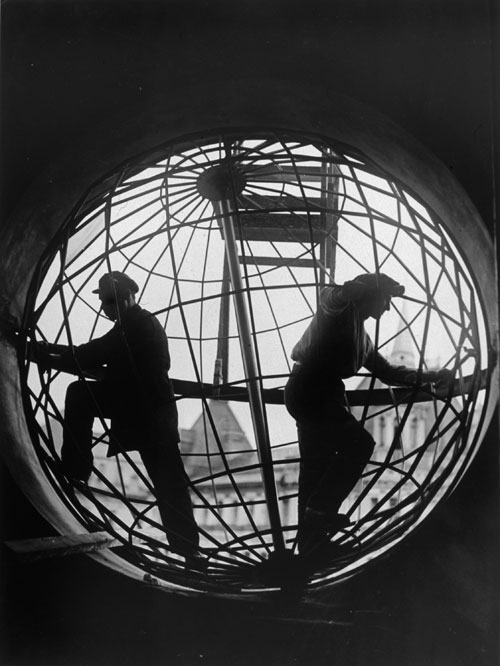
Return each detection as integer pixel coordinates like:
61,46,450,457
196,162,247,201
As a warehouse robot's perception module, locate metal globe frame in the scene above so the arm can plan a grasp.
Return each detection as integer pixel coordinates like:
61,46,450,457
17,129,494,596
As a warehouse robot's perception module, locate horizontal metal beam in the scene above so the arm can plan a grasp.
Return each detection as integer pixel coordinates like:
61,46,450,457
172,371,486,406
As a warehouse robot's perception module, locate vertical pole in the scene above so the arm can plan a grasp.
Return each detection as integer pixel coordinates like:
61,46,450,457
217,198,286,553
215,256,230,386
323,157,340,284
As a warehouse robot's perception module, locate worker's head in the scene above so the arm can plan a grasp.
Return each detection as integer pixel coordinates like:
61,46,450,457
352,272,405,320
93,271,139,320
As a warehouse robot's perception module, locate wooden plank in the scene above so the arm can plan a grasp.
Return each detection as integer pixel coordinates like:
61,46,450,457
237,193,326,212
239,165,340,183
239,255,316,268
232,214,326,243
5,531,120,561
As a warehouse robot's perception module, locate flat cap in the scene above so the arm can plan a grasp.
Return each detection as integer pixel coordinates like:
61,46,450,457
92,271,139,296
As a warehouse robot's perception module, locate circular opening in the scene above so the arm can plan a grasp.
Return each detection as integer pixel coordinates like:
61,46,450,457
21,130,492,595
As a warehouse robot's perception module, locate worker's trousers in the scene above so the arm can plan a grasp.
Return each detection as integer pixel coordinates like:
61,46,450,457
61,380,199,557
284,366,375,528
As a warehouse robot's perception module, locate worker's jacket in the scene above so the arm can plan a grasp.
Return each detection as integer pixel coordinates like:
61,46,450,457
58,305,179,455
291,284,414,385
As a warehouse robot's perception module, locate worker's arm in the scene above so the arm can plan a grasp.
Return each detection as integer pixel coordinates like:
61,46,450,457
364,345,454,390
320,280,389,316
319,283,365,318
31,333,114,377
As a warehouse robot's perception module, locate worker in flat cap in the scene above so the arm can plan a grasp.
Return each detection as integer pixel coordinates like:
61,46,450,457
284,272,454,559
33,271,202,568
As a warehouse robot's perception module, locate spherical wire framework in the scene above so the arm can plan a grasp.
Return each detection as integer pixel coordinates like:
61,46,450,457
20,130,493,597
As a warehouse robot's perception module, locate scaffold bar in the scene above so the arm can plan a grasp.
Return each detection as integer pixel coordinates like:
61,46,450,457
217,198,286,553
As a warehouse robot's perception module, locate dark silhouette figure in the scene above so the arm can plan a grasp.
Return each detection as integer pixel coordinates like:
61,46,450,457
33,272,201,566
284,272,453,557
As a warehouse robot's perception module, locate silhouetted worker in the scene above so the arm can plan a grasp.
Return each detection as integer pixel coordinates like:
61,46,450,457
33,271,202,567
284,272,454,558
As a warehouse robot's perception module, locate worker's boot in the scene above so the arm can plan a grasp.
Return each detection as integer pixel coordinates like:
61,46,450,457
184,550,208,573
298,508,350,557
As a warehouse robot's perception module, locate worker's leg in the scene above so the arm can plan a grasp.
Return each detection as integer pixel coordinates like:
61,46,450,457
286,368,375,552
140,442,200,557
61,380,114,482
285,370,344,551
321,417,375,517
302,409,374,517
296,421,332,525
294,418,373,556
294,421,336,553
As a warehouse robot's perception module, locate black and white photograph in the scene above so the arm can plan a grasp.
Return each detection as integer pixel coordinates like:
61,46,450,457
1,2,498,665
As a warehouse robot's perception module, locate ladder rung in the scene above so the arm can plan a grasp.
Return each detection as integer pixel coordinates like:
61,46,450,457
238,255,316,268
